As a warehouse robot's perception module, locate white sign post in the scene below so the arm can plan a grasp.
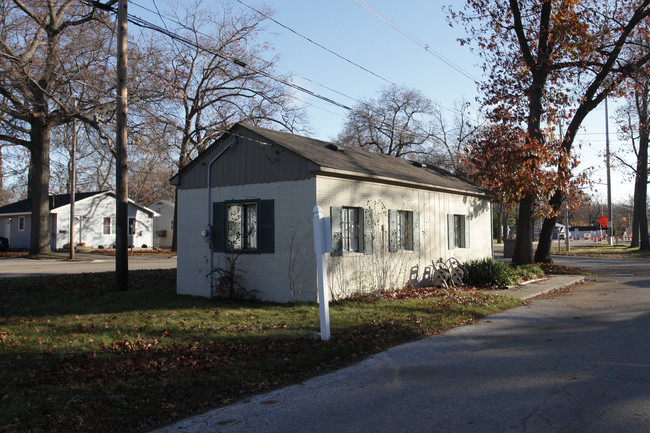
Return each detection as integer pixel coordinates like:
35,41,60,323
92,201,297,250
312,205,331,341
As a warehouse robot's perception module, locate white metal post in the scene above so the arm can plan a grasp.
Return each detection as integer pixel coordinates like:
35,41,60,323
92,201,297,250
312,205,330,341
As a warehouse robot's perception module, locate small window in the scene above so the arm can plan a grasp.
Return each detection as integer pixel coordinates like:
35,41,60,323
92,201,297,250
18,216,25,231
103,217,112,235
448,214,470,249
389,210,419,252
341,207,360,252
170,219,174,231
227,202,258,251
330,206,373,256
212,200,274,254
397,210,413,250
128,218,136,235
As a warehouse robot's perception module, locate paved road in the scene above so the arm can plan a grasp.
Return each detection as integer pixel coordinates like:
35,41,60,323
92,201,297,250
154,255,650,433
0,254,176,278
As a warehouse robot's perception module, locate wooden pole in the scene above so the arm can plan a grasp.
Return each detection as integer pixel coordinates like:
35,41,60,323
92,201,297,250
69,113,76,260
115,0,129,290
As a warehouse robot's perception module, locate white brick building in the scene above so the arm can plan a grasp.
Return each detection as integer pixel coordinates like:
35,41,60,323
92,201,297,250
172,123,493,303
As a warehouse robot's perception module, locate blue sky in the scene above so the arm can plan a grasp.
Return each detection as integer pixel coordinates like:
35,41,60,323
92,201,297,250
132,0,634,202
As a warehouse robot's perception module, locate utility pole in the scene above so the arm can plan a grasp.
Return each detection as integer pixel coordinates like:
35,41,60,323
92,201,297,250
605,97,614,245
69,108,77,260
115,0,129,291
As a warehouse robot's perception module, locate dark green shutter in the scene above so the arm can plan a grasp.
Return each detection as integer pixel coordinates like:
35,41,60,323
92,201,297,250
388,210,398,252
464,215,470,248
412,211,420,251
212,202,225,252
447,214,455,250
258,200,274,253
363,208,373,255
330,206,342,256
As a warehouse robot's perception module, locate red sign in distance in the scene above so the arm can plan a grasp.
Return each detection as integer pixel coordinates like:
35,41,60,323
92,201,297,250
598,215,609,228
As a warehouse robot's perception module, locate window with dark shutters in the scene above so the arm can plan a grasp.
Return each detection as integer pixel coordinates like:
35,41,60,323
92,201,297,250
211,199,274,254
330,206,373,256
389,209,419,252
447,214,470,249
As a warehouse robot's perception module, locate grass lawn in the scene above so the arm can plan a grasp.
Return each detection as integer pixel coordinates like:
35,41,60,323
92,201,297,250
551,243,650,258
0,270,522,433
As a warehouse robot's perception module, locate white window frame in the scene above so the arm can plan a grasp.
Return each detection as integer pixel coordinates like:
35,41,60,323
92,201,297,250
389,209,418,252
397,210,414,251
18,216,25,231
341,207,361,253
103,217,112,235
448,214,469,249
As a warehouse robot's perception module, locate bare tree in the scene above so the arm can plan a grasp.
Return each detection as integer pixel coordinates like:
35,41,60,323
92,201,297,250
149,0,308,250
335,85,435,158
0,0,118,254
615,81,650,249
428,100,481,176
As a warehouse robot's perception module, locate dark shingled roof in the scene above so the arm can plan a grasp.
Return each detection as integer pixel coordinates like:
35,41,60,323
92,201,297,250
239,123,489,196
0,191,106,215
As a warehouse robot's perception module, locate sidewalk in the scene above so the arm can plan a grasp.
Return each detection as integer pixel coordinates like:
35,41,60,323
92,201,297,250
486,274,586,300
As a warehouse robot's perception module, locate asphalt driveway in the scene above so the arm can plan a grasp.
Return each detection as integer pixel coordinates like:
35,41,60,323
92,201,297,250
0,254,176,278
153,255,650,433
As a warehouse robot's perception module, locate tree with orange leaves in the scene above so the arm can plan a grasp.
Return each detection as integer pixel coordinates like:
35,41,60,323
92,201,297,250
451,0,650,263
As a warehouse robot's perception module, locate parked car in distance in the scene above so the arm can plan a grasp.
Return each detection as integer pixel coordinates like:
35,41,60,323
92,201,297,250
0,236,8,252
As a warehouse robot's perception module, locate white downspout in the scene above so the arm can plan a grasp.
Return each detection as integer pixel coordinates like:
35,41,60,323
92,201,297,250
206,136,238,298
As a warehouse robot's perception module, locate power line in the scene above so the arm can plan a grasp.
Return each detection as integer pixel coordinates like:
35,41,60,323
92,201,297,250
88,1,455,142
232,0,461,116
235,0,402,90
91,0,358,113
353,0,480,83
130,0,465,117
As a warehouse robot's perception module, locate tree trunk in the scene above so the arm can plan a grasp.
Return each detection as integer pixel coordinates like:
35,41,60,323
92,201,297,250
535,191,565,263
535,215,557,263
630,212,640,248
29,120,51,255
502,205,510,242
512,195,535,264
496,204,503,244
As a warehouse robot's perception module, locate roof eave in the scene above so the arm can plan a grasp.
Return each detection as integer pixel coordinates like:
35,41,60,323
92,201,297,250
315,167,492,199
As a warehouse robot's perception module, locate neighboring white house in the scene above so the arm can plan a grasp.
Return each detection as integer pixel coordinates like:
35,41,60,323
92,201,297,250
171,123,494,303
150,200,175,249
0,191,158,250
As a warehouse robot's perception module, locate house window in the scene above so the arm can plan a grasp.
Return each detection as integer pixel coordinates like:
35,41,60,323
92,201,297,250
129,218,136,235
389,210,419,252
331,206,373,256
226,202,258,251
18,216,25,231
212,200,274,254
341,207,360,252
103,217,112,235
397,210,413,250
448,214,470,249
170,219,174,231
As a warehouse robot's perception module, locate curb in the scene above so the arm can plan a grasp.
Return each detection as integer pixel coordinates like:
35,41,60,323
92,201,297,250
486,274,586,300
